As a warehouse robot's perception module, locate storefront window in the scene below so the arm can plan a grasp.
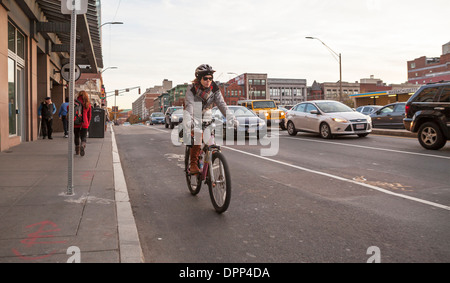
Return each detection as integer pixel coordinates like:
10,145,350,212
9,58,16,136
8,23,15,52
17,31,25,59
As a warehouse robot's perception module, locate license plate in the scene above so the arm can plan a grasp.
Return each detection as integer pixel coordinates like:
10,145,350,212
248,128,256,133
356,124,365,130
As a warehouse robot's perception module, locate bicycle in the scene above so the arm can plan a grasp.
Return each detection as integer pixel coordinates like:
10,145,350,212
183,119,232,214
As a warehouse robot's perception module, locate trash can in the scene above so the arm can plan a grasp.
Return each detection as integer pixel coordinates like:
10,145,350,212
89,108,106,138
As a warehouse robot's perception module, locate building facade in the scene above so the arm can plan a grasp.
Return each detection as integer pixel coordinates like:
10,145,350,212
168,83,189,107
408,42,450,85
1,0,103,152
321,81,360,106
268,78,307,106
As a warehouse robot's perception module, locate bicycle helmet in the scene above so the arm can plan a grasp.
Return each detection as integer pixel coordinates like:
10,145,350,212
195,64,216,79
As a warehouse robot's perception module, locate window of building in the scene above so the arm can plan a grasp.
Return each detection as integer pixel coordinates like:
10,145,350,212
8,22,26,137
411,62,416,69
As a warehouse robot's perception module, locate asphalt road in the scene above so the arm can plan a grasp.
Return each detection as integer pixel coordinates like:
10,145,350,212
114,124,450,263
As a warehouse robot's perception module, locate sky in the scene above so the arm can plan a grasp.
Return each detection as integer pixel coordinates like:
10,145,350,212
100,0,450,109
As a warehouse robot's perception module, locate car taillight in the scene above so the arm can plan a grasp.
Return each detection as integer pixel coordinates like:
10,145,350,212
405,105,410,116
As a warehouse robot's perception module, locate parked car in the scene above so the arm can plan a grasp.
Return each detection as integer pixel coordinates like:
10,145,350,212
169,109,184,129
370,102,406,129
356,105,383,115
150,112,164,125
285,100,372,139
164,106,183,129
404,81,450,150
212,106,267,139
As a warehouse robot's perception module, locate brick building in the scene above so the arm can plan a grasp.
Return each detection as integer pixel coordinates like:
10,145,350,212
408,42,450,85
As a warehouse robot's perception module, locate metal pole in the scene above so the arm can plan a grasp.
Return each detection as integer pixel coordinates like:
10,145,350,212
339,53,343,103
67,6,77,196
114,92,117,123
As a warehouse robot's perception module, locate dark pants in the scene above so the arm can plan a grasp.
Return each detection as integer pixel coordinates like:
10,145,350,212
41,118,53,138
74,128,88,146
62,115,68,135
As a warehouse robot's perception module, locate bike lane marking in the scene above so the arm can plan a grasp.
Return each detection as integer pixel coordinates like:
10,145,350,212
222,146,450,212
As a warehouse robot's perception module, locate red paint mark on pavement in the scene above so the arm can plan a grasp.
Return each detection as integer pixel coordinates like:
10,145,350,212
12,220,67,261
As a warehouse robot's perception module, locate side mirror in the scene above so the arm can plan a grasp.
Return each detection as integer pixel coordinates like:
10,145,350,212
310,110,320,115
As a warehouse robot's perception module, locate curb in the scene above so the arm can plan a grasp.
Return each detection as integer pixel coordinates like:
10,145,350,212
111,126,144,263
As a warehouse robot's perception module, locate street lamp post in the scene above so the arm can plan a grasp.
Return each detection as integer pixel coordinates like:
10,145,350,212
100,66,118,74
306,37,343,102
100,21,124,28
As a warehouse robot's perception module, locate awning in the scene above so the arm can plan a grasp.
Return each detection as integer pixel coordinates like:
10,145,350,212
35,0,103,73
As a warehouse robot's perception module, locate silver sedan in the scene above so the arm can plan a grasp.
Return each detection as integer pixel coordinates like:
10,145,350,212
285,100,372,139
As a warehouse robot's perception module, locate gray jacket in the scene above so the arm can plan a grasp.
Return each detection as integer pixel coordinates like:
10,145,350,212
185,81,230,120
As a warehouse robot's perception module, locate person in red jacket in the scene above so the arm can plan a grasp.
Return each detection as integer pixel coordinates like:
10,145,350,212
74,91,92,156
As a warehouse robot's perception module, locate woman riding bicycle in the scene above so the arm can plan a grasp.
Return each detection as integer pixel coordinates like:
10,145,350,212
185,64,236,175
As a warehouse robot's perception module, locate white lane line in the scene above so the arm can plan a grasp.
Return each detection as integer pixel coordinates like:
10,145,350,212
145,126,171,134
222,146,450,212
283,136,450,160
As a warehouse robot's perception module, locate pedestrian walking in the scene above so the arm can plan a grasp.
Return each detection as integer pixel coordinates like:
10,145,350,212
38,97,57,140
59,97,69,138
74,91,92,156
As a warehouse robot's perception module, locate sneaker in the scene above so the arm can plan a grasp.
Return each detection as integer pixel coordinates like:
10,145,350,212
64,135,68,138
48,137,53,140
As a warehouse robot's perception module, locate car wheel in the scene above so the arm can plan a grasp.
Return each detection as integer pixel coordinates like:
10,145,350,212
280,120,286,131
358,133,369,138
418,122,446,150
320,123,333,139
287,121,297,136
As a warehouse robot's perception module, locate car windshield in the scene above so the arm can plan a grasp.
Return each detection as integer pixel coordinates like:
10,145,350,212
152,113,164,117
253,101,276,109
315,101,353,113
229,107,256,117
172,110,184,116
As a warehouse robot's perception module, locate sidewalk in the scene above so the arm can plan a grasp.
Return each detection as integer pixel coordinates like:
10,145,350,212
0,126,143,263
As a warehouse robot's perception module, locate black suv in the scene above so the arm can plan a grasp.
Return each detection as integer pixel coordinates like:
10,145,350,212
164,106,183,129
403,81,450,150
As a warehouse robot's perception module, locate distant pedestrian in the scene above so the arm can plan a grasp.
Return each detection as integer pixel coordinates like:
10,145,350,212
59,97,69,138
74,91,92,157
38,97,57,140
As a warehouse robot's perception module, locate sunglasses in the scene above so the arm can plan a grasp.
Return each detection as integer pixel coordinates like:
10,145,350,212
202,76,213,81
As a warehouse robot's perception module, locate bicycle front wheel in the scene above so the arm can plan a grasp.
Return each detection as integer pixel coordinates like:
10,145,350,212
185,146,202,195
208,151,231,214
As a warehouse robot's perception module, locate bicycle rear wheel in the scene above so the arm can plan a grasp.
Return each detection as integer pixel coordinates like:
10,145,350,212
208,151,231,214
185,146,202,195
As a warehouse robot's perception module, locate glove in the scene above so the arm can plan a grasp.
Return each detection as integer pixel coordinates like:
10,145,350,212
227,117,239,128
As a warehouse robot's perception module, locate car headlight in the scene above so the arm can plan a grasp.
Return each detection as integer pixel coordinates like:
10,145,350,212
332,118,349,123
172,115,178,120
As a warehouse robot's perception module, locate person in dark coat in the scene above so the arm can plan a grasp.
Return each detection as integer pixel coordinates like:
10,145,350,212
38,97,57,140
